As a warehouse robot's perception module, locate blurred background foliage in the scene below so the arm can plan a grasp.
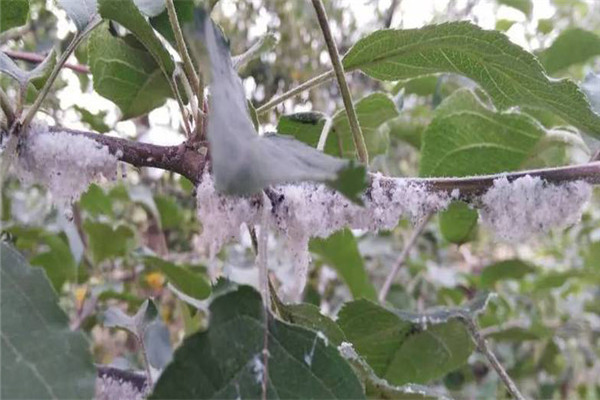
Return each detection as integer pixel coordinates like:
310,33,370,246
1,0,600,398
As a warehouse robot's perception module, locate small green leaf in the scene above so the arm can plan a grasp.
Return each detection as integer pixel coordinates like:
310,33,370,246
487,326,551,342
30,234,77,291
1,242,96,399
538,28,600,74
195,11,366,202
73,105,110,133
385,114,426,149
342,22,600,138
328,93,397,159
276,302,347,346
57,0,97,31
0,0,29,33
497,0,532,16
88,24,172,119
83,220,135,264
277,111,327,148
151,285,364,399
537,19,553,35
479,259,537,288
439,201,478,245
309,229,377,301
79,184,113,216
154,194,185,230
338,299,475,386
495,19,516,32
144,256,211,300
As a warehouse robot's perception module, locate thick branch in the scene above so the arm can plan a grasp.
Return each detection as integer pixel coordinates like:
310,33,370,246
54,127,206,183
41,127,600,192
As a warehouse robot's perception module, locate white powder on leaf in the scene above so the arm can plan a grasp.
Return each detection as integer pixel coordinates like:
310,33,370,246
479,176,591,242
15,123,118,208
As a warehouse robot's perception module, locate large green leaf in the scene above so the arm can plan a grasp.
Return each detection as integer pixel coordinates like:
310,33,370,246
277,112,327,149
151,285,365,399
97,0,175,77
328,93,398,159
419,89,544,243
309,229,377,301
194,11,366,202
87,24,172,119
337,293,492,386
538,28,600,75
143,256,211,300
342,22,600,138
0,242,96,399
0,0,29,33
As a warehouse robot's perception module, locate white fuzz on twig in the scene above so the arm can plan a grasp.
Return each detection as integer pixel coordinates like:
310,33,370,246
479,176,591,242
95,376,145,400
14,123,118,208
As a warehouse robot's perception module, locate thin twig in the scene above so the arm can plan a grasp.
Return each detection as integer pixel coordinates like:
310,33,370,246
136,335,154,388
383,0,400,28
316,117,333,151
2,50,90,74
311,0,369,164
462,316,527,400
379,213,432,303
258,192,271,400
255,70,335,115
0,86,15,126
22,17,101,130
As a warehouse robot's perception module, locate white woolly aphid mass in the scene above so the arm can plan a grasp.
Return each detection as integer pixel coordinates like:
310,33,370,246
14,123,118,208
480,176,591,242
196,172,592,298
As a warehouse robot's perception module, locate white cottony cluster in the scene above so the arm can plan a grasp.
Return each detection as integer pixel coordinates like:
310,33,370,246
95,376,145,400
479,176,592,242
15,123,118,208
196,172,454,299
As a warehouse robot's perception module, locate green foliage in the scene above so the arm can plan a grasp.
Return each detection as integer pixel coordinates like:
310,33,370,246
274,302,347,346
150,0,194,44
87,24,172,119
29,233,77,291
497,0,533,17
143,256,211,300
538,28,600,75
0,243,96,399
0,0,29,33
309,229,377,301
479,259,537,288
337,298,480,385
277,111,327,148
343,22,600,137
83,220,135,264
151,286,364,399
438,201,478,245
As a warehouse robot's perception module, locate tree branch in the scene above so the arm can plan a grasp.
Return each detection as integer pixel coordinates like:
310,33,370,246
27,126,600,193
2,50,90,74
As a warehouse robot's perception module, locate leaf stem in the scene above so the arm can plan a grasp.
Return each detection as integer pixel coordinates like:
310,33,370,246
379,214,431,303
21,17,101,130
310,0,369,164
3,50,90,74
462,316,527,400
255,70,335,115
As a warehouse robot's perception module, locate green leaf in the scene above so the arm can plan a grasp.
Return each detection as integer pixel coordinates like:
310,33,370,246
337,293,492,386
342,21,600,138
97,0,175,77
309,229,377,301
133,0,165,17
83,220,135,264
486,326,551,342
73,105,110,133
87,24,172,119
151,285,365,399
30,234,78,291
385,114,426,148
277,111,327,148
57,0,97,31
276,302,347,346
1,242,96,399
497,0,532,16
495,19,516,32
79,184,113,216
537,19,553,35
194,11,366,202
154,194,185,230
150,0,194,44
479,259,537,288
328,93,397,159
585,241,600,269
0,0,29,33
538,28,600,74
438,201,478,245
144,256,211,300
